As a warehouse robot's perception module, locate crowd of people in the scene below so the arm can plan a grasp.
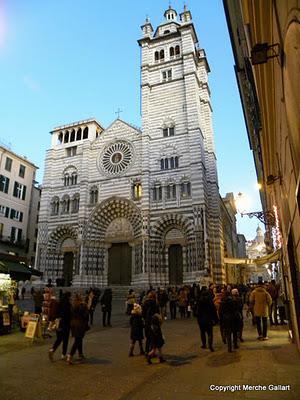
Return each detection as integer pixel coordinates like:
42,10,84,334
22,278,287,365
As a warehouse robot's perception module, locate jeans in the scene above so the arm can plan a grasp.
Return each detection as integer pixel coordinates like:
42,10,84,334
70,336,83,357
197,320,213,349
256,316,268,338
52,328,70,356
169,301,177,319
102,309,111,326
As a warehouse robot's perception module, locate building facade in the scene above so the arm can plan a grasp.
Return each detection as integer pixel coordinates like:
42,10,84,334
223,0,300,349
36,6,224,287
0,146,40,264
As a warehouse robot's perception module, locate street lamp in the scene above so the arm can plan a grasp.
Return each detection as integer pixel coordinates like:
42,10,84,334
235,192,275,227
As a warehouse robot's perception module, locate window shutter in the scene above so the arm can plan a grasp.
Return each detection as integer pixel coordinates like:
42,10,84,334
20,212,23,222
5,207,10,218
22,185,27,200
10,209,15,219
17,228,22,242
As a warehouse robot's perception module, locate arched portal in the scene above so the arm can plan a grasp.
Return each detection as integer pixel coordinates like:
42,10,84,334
84,197,142,285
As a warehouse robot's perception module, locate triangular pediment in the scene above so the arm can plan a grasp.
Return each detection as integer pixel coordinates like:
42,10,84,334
104,118,141,136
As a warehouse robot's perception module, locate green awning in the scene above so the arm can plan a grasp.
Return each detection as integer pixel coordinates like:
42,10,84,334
0,261,42,277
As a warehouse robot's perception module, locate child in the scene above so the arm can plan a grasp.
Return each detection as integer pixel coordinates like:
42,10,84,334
147,313,166,364
129,303,145,356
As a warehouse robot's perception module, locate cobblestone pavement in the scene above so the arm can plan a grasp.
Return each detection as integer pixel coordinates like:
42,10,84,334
1,301,300,400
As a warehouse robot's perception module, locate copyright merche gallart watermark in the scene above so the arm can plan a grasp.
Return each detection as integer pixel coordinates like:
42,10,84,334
209,384,291,393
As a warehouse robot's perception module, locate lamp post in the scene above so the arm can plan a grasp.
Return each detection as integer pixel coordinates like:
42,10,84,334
235,192,275,227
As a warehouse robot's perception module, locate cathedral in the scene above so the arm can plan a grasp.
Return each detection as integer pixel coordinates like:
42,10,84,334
36,5,224,287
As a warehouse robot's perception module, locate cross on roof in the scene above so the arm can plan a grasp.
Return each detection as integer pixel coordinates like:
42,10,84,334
115,108,123,119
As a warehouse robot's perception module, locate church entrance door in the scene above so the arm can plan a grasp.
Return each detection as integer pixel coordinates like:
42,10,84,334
63,252,74,286
169,244,183,285
108,243,132,285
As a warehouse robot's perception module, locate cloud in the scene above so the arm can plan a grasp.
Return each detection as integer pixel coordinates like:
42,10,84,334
23,75,40,92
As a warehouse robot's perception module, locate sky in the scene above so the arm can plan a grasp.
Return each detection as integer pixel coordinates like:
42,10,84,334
0,0,263,240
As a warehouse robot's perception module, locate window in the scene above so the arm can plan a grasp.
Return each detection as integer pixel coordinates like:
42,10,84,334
58,132,63,144
0,205,10,218
51,197,59,216
181,182,191,198
170,47,174,57
90,186,98,204
175,45,180,56
155,51,159,62
61,196,70,214
66,146,77,157
153,186,162,201
76,128,82,140
19,164,26,178
71,194,80,213
159,49,165,60
0,175,10,193
10,209,23,222
64,130,69,143
10,227,22,243
5,157,12,172
162,126,174,137
160,157,179,170
162,69,172,82
13,182,26,200
35,228,38,238
132,183,142,201
83,127,89,139
70,129,76,142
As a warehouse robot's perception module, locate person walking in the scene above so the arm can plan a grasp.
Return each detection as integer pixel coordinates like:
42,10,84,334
48,292,72,361
67,294,89,364
168,287,178,320
219,291,241,352
250,281,272,340
158,288,168,320
195,287,218,352
101,288,112,327
146,313,166,364
231,288,244,342
142,291,159,355
178,288,188,318
267,279,279,325
126,289,136,315
33,289,44,314
86,289,97,326
128,303,145,357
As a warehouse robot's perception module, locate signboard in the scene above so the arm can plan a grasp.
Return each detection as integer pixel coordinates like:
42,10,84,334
2,311,10,326
25,315,41,339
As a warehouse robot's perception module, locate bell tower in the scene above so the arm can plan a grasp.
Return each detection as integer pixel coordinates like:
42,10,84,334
138,5,224,283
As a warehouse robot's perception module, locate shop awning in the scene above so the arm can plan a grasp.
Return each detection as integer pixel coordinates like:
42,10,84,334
0,261,42,278
224,248,282,266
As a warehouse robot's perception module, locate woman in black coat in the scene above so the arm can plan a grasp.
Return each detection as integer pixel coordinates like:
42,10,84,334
142,291,159,354
196,287,218,352
129,303,145,356
147,313,166,364
219,291,242,352
67,294,89,364
48,292,71,361
100,288,112,327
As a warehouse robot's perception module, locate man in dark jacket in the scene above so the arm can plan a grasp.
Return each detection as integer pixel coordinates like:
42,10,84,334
196,287,218,352
142,291,159,355
100,288,112,327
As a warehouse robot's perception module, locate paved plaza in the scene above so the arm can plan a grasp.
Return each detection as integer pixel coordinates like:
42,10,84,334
1,299,300,400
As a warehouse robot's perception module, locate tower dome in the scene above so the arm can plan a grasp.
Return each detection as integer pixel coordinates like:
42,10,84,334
164,5,177,22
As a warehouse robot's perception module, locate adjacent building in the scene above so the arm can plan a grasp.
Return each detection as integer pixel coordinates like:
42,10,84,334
223,0,300,349
0,145,40,265
36,6,224,288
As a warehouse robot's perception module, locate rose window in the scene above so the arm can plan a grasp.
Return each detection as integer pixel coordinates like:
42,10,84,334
100,141,133,175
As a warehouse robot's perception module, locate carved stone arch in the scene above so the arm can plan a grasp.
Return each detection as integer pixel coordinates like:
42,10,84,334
48,225,78,253
152,213,194,242
161,116,175,129
87,196,142,240
159,143,178,158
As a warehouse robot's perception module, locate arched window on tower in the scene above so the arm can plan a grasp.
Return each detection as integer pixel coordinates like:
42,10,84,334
175,45,180,57
132,182,142,201
70,129,75,142
50,196,60,216
58,132,63,144
64,173,70,186
83,127,89,139
170,47,174,58
71,172,77,185
76,128,82,140
64,130,69,143
154,51,159,62
61,195,70,214
71,193,80,213
90,186,98,205
152,184,162,201
160,49,165,60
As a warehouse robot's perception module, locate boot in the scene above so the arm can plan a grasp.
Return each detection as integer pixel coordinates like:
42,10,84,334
66,355,73,365
129,344,134,357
